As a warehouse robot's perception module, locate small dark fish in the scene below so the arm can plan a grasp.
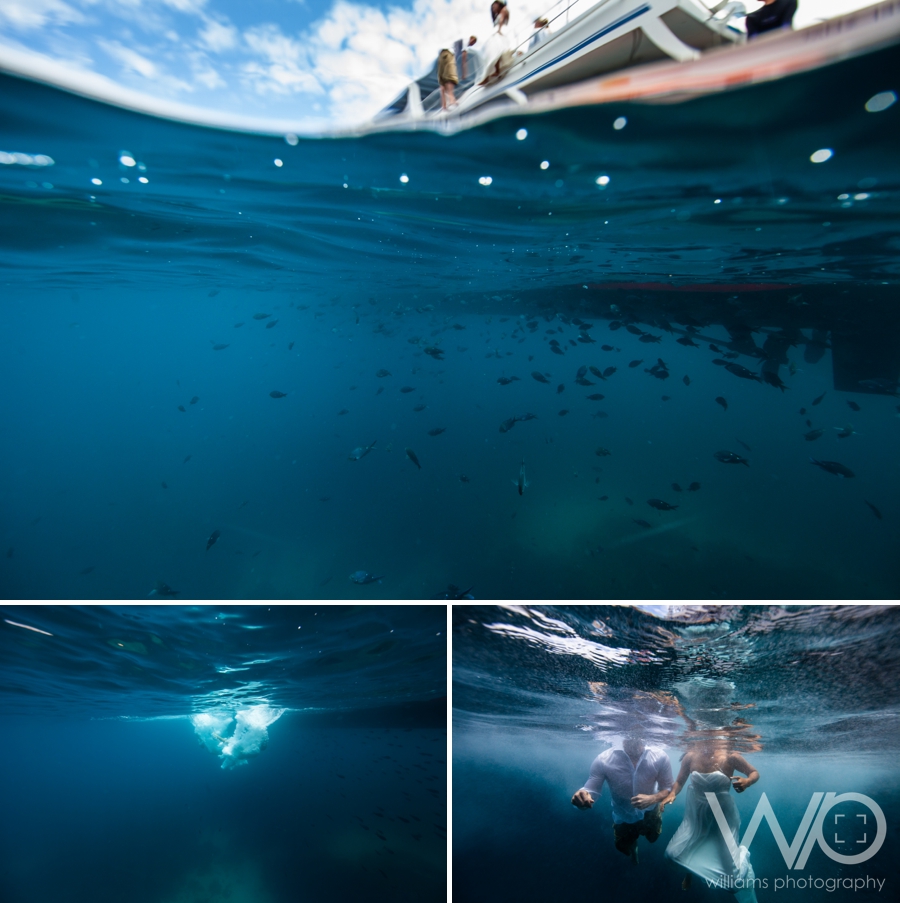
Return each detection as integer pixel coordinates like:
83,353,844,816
625,497,634,505
183,455,191,464
625,324,644,336
633,519,652,528
288,342,294,350
405,447,422,469
804,428,825,441
762,369,789,392
211,344,229,351
413,403,427,412
178,405,186,412
550,344,565,355
338,408,349,415
234,322,244,328
576,366,588,379
428,427,446,436
517,412,538,421
497,377,516,385
270,390,287,398
601,344,615,351
603,366,617,378
628,360,643,368
683,375,691,386
589,366,603,378
376,369,391,377
557,384,565,394
400,386,416,393
79,566,95,575
609,321,623,331
592,410,608,419
499,417,517,433
712,359,728,367
190,396,199,405
661,395,671,401
709,343,722,353
639,333,662,343
736,438,752,452
865,500,883,520
424,347,444,359
575,376,595,386
532,371,550,384
599,495,608,501
725,362,762,382
265,319,278,329
594,447,611,457
252,313,271,320
648,499,678,511
677,336,699,347
688,482,701,492
714,450,749,466
206,529,221,551
847,400,861,412
558,409,569,416
715,396,728,411
586,393,605,401
459,475,471,483
515,459,528,495
812,392,827,406
810,458,854,478
161,482,168,489
672,483,683,492
375,387,383,395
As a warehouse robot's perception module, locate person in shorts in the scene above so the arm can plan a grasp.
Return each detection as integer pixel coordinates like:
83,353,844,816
438,48,459,110
571,734,673,863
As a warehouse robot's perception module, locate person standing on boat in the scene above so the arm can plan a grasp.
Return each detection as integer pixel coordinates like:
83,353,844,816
571,734,674,864
479,1,514,85
529,17,550,49
437,48,460,110
745,0,797,38
461,35,481,82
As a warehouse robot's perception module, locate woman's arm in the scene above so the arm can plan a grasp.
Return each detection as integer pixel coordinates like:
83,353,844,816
730,754,760,793
660,755,692,809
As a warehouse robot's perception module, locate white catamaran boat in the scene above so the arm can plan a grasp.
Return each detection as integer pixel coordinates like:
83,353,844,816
373,0,900,130
376,0,748,122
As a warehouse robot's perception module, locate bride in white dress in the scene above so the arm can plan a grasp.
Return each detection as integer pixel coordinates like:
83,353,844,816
660,741,761,902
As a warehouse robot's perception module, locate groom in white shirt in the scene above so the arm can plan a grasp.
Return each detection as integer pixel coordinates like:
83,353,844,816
571,735,674,863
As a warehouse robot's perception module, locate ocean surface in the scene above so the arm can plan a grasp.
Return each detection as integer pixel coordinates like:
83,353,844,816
1,42,898,600
453,604,900,903
0,605,446,903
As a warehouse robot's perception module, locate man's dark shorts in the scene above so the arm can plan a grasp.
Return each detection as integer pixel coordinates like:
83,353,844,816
613,806,663,855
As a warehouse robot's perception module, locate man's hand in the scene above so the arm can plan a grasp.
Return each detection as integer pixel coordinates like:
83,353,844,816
630,793,659,810
732,777,751,793
571,789,594,810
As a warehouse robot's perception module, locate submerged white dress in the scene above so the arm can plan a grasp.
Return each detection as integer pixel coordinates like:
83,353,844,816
665,771,759,903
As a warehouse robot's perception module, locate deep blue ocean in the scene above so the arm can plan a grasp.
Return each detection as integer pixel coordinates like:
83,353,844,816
0,605,446,903
453,604,900,903
0,42,898,600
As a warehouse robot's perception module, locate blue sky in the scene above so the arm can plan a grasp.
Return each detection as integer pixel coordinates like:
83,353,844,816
0,0,876,128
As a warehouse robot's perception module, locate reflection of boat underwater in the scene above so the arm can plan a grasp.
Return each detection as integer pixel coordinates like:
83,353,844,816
373,0,900,129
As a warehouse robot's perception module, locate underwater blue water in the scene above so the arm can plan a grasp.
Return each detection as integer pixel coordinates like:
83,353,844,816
0,605,446,903
453,605,900,903
0,43,898,600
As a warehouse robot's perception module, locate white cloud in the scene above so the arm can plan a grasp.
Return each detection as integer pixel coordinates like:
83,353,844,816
98,36,194,90
198,15,237,52
0,0,84,30
241,23,322,95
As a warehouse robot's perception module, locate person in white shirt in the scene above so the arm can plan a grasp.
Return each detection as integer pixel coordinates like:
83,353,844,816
571,735,674,863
